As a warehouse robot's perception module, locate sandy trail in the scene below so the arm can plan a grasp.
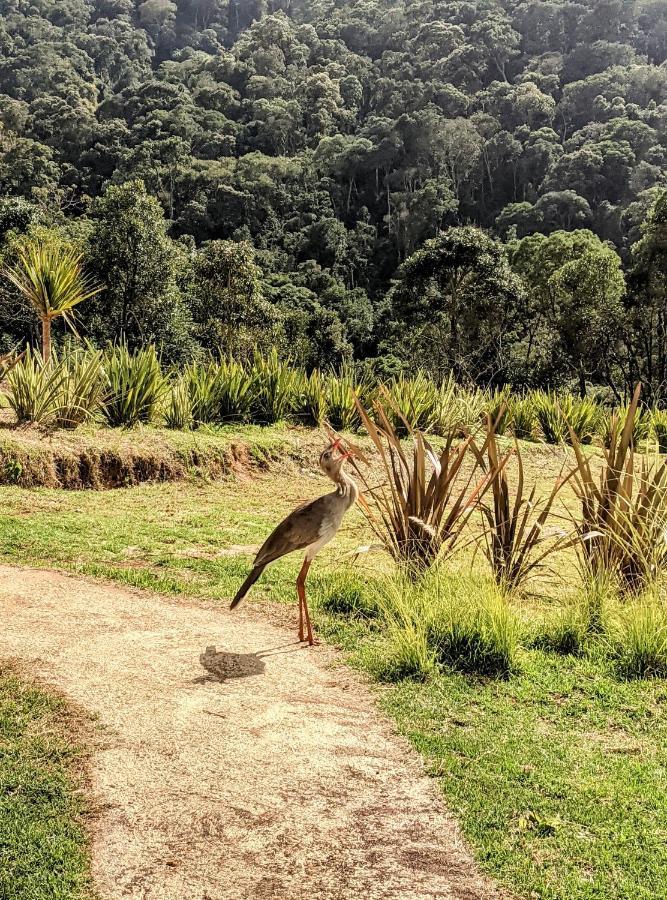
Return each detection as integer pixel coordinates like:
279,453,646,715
0,565,503,900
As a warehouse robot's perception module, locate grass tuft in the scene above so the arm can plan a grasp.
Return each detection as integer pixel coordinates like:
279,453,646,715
363,571,519,681
609,593,667,679
315,570,379,619
426,586,518,678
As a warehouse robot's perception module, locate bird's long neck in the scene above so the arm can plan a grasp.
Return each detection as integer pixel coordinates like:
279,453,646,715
333,469,359,509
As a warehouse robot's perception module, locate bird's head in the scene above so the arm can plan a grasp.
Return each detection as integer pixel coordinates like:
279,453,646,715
320,438,352,478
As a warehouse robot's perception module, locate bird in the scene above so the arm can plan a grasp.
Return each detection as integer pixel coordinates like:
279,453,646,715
230,438,358,646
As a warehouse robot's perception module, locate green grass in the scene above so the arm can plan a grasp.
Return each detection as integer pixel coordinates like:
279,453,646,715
2,451,667,898
0,667,92,899
377,654,667,900
0,476,362,603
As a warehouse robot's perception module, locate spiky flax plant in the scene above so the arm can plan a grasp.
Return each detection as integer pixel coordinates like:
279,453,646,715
3,238,101,362
353,390,506,574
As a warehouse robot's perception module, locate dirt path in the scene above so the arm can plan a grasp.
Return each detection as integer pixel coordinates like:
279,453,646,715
0,565,503,900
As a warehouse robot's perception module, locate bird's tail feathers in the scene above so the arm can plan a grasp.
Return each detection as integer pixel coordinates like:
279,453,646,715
230,564,265,610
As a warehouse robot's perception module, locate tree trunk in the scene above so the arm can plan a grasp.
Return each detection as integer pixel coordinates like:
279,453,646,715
579,370,587,398
41,316,51,363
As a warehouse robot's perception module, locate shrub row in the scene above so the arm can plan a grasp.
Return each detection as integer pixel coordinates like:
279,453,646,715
318,569,667,683
6,345,667,447
320,386,667,683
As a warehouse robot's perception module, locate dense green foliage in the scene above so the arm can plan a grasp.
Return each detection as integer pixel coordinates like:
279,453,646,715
0,0,666,394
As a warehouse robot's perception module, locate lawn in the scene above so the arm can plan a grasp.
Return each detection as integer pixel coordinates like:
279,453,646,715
0,667,92,900
0,431,666,899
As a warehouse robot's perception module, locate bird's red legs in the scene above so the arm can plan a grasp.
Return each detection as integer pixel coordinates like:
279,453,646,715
296,557,317,646
298,585,305,642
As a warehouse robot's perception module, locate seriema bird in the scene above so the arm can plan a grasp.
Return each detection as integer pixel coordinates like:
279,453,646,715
230,439,358,646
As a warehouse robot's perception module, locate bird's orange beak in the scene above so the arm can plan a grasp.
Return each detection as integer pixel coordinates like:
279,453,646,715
330,438,355,460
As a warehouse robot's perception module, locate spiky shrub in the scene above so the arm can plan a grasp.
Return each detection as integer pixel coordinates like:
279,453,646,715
186,359,256,425
432,375,464,437
478,427,576,595
652,410,667,454
6,346,65,425
600,404,651,450
164,376,193,430
608,594,667,679
453,384,486,434
564,395,601,445
569,385,667,594
533,391,567,444
103,345,165,427
509,395,536,441
353,391,502,573
217,359,256,423
382,372,441,436
6,345,104,429
531,392,599,445
186,361,225,425
326,367,362,432
485,386,511,435
251,348,298,424
52,347,106,429
296,369,328,427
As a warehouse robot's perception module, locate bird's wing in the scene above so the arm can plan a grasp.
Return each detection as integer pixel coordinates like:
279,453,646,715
254,496,330,567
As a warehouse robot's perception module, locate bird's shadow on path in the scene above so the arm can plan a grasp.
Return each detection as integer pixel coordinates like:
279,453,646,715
195,642,302,683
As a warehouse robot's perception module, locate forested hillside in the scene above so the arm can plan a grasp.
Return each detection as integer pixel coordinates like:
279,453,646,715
1,0,666,396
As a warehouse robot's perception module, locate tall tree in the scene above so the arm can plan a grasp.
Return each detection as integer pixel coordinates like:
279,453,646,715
388,226,523,382
509,230,626,394
190,239,279,356
624,190,667,399
83,180,191,359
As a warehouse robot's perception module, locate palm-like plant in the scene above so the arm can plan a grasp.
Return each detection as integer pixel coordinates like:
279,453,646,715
3,238,101,361
479,422,576,594
353,390,506,573
570,385,667,593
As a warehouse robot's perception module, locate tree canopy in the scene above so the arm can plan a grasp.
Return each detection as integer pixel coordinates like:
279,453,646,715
0,0,665,396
